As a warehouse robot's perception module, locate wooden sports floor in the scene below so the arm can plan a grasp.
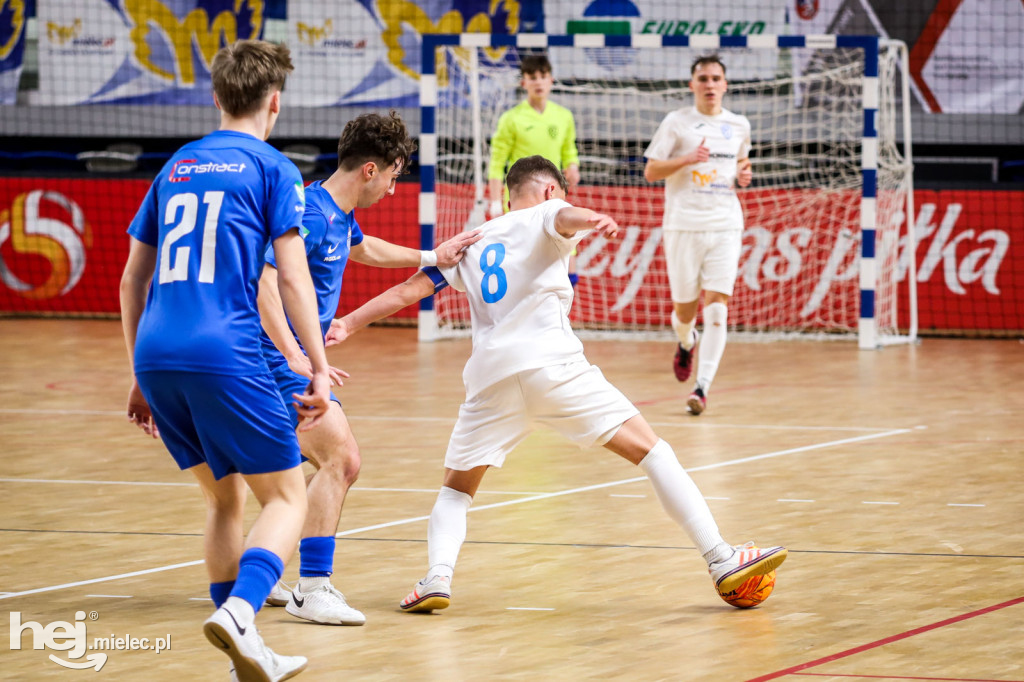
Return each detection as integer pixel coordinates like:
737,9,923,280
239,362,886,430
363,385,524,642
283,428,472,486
2,318,1022,681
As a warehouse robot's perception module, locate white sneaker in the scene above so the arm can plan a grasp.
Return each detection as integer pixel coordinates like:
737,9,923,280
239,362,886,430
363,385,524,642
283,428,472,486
399,575,451,613
264,580,291,607
204,605,307,682
285,581,366,626
709,542,788,594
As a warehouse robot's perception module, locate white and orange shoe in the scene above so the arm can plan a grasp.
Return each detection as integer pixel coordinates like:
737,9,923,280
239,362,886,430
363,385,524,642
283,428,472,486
399,575,452,613
709,542,787,594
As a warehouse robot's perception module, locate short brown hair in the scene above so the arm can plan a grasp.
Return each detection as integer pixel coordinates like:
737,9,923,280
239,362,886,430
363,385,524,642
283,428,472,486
691,55,726,76
336,111,417,173
520,54,552,77
506,155,567,194
210,40,294,117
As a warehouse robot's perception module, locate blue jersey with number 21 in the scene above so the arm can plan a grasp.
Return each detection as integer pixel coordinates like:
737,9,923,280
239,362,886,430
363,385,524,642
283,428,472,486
128,130,306,376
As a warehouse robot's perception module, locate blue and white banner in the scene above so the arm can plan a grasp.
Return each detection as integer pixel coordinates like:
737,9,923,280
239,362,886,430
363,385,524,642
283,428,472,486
35,0,264,105
544,0,787,81
286,0,525,107
0,0,27,104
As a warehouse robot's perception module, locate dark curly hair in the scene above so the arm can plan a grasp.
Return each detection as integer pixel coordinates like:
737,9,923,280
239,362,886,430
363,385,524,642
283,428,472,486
337,111,417,174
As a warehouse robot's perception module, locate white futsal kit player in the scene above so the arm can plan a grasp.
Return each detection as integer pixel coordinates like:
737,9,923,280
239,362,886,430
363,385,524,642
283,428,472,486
326,156,785,613
645,98,752,414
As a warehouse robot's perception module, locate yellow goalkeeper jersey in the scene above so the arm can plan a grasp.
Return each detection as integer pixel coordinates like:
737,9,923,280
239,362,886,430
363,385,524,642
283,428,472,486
488,100,580,180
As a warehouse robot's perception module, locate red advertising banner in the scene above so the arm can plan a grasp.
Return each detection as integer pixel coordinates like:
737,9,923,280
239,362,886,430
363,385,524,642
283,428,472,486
0,178,148,315
2,179,1021,335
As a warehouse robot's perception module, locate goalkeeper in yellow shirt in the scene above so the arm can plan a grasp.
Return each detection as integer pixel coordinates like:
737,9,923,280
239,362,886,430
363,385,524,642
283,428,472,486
488,53,581,286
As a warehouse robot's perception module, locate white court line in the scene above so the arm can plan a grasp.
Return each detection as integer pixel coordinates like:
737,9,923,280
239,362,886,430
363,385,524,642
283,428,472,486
0,478,545,495
947,503,985,507
0,427,910,602
778,499,816,503
862,501,900,505
0,408,900,434
610,494,646,498
0,478,198,487
188,597,212,602
85,594,132,599
0,561,203,601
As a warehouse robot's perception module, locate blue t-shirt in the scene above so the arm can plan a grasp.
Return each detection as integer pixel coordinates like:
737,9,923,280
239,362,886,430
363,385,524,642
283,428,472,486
259,180,364,368
128,130,306,375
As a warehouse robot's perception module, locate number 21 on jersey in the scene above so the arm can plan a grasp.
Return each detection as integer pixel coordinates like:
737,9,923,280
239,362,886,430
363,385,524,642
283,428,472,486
479,243,508,303
159,191,224,284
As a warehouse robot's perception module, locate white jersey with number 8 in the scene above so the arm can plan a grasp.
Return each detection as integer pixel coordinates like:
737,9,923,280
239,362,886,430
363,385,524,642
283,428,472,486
438,198,585,398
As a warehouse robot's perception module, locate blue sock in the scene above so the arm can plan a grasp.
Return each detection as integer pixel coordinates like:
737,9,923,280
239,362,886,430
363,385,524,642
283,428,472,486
209,580,235,608
229,548,284,613
299,536,335,577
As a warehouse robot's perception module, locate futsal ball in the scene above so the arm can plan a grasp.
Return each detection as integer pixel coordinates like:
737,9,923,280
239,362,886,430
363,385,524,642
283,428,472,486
718,569,776,608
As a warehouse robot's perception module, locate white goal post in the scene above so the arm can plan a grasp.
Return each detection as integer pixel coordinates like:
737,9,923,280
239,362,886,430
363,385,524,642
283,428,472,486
417,33,917,349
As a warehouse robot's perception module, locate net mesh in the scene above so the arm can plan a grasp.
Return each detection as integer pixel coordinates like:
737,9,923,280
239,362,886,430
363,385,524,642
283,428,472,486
431,42,913,341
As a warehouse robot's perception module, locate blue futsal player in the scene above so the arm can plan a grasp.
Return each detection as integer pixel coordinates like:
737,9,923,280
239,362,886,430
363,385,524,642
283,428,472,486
255,111,482,626
119,40,329,681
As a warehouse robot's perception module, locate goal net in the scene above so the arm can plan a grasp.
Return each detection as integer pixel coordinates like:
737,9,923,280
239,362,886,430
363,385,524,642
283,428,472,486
421,35,915,347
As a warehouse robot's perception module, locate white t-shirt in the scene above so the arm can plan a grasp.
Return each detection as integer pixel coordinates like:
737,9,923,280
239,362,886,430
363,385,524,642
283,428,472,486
644,106,752,232
438,199,587,398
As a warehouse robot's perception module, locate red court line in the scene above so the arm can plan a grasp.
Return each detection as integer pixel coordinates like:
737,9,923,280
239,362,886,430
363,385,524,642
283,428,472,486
793,673,1020,681
746,596,1024,682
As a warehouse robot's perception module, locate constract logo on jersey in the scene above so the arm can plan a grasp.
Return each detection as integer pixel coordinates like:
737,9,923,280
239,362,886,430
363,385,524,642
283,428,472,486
168,159,247,183
0,190,91,299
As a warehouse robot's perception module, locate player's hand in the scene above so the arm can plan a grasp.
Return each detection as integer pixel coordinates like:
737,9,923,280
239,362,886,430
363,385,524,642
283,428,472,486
564,165,581,189
126,380,159,439
294,372,332,431
435,228,484,267
285,352,348,386
587,212,619,239
736,157,753,187
691,138,710,164
324,318,353,347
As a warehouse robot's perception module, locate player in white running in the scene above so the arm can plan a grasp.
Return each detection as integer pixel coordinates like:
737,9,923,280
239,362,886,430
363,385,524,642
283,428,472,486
326,156,786,613
644,55,753,415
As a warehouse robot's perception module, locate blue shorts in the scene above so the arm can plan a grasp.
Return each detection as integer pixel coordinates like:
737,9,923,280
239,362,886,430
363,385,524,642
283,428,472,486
268,360,341,430
136,370,302,479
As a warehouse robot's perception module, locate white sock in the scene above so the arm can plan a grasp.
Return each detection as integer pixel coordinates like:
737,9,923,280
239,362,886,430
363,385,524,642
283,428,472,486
671,310,696,350
223,596,255,627
298,576,331,591
637,439,731,564
426,486,473,581
696,302,728,393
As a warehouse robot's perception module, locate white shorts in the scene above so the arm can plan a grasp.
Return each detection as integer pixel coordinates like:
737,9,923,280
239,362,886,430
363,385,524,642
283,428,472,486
444,359,640,471
663,230,742,302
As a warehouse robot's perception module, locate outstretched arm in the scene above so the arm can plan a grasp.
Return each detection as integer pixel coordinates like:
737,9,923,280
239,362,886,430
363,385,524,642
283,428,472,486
350,229,482,269
325,270,437,346
554,206,620,240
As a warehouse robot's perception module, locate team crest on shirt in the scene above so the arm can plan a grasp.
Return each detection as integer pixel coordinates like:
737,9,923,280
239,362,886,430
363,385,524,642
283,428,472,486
721,124,733,139
548,125,558,140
